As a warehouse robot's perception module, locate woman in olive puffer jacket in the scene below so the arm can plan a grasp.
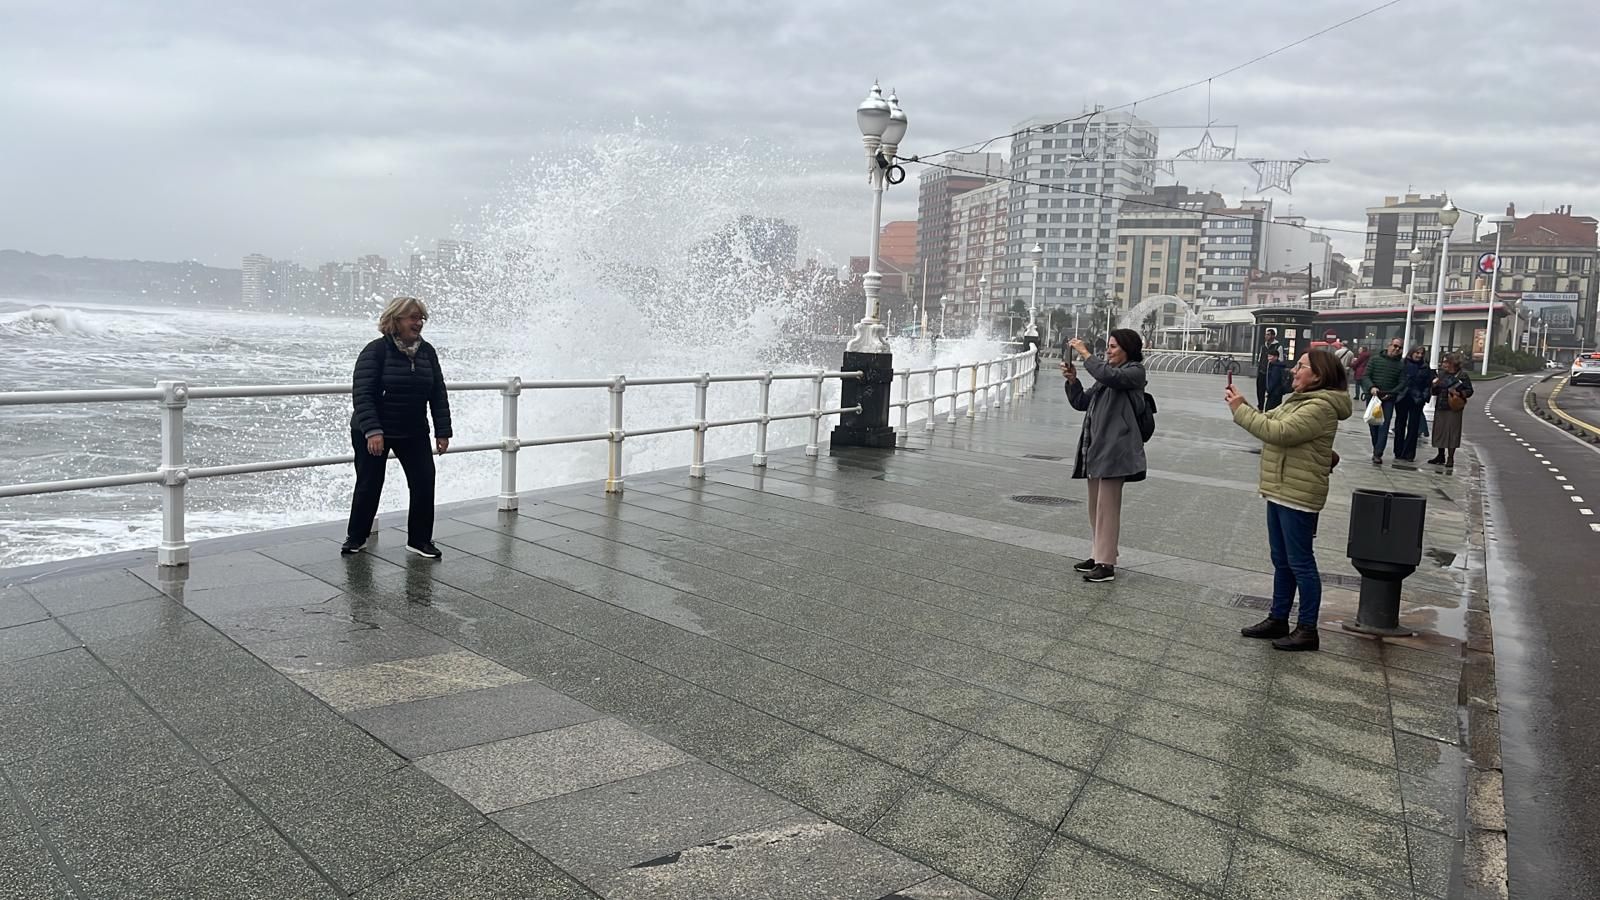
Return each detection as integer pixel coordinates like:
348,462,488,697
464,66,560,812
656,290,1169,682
1224,350,1353,651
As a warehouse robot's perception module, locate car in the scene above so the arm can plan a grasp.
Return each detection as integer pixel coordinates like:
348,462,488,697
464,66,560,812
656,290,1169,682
1571,352,1600,386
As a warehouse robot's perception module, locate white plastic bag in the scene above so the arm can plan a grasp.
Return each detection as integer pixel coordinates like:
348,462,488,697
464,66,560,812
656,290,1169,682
1363,395,1385,426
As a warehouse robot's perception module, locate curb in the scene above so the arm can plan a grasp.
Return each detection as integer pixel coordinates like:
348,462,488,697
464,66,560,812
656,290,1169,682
1460,452,1509,899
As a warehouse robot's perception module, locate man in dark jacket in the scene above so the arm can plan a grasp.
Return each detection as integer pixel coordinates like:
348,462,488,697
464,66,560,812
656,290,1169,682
1361,337,1405,465
344,297,453,558
1263,350,1288,411
1254,327,1283,409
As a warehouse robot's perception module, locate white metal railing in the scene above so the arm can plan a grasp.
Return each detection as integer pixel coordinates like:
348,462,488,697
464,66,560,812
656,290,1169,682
0,348,1037,567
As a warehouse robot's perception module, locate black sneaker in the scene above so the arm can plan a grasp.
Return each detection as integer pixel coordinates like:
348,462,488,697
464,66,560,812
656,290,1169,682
1072,558,1097,573
1272,624,1320,652
1371,455,1383,466
1240,617,1290,639
340,538,365,556
1082,564,1115,583
406,543,442,559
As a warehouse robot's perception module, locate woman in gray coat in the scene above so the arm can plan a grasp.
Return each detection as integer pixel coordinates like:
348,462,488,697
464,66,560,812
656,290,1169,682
1062,328,1148,583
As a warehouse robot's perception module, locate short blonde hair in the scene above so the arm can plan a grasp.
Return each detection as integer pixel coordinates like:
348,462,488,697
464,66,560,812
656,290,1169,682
378,297,429,335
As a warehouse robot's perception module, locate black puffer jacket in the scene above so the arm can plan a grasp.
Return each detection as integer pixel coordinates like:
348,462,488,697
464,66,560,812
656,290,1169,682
350,337,452,440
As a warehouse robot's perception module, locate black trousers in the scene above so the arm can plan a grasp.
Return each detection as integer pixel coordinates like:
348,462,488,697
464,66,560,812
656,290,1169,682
345,429,435,546
1255,372,1269,409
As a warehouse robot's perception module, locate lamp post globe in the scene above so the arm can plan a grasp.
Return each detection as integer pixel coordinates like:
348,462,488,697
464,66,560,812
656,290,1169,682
1428,199,1459,368
881,90,908,157
856,84,890,143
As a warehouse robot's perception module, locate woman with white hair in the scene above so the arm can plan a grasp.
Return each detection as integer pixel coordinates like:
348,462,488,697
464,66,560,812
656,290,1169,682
342,297,452,558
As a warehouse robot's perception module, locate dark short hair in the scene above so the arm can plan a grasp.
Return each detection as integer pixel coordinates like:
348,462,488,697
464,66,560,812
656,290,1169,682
1107,328,1143,362
1305,349,1350,391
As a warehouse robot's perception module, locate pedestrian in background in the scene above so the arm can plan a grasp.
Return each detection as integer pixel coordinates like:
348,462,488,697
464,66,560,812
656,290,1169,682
1361,338,1405,465
343,297,452,558
1263,349,1288,411
1254,327,1283,409
1392,346,1435,462
1062,329,1148,584
1351,346,1372,399
1226,351,1352,651
1427,353,1474,471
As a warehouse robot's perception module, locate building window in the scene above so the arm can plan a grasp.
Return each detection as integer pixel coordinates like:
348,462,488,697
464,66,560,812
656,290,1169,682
1151,251,1163,261
1148,267,1161,277
1116,251,1128,260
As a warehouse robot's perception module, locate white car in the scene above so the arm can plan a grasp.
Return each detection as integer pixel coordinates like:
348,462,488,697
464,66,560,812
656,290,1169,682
1571,352,1600,386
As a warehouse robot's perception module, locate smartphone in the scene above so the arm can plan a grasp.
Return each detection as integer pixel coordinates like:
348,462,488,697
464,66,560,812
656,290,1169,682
1227,370,1233,387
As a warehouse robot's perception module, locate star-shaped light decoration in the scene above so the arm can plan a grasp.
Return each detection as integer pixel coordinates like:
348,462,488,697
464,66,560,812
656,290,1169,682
1174,130,1235,162
1149,158,1175,176
1246,157,1327,194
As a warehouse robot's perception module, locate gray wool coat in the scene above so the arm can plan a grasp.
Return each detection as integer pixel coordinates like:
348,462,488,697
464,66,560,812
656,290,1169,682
1065,357,1148,482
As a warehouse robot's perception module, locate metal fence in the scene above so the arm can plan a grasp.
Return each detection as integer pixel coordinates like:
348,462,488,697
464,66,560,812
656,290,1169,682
1143,351,1244,375
0,348,1036,566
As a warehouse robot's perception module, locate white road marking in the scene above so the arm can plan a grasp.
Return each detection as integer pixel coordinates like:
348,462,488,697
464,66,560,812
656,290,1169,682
1592,524,1600,533
1557,476,1568,481
1565,485,1576,491
1574,496,1586,503
1582,509,1594,515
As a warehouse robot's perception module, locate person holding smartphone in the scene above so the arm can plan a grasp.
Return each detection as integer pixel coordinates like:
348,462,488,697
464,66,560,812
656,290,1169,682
1061,329,1147,583
1225,351,1352,651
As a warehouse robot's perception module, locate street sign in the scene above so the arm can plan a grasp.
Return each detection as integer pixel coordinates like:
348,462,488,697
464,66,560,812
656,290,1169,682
1476,252,1498,275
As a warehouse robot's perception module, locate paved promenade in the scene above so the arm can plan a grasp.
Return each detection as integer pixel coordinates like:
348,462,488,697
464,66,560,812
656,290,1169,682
1,371,1483,899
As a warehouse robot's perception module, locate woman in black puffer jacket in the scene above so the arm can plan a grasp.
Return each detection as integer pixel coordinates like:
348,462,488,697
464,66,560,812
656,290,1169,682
342,297,453,558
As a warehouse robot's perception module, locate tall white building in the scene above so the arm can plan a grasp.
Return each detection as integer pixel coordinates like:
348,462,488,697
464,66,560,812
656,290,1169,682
241,254,271,307
1004,110,1159,316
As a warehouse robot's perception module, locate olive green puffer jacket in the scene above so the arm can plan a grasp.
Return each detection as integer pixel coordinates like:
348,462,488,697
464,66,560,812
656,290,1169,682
1232,388,1354,512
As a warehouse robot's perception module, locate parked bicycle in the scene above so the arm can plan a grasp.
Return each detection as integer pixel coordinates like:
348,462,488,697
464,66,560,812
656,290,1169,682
1211,355,1240,376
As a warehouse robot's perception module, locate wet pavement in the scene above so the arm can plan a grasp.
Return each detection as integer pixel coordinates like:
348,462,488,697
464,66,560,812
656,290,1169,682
1,371,1483,899
1479,374,1600,899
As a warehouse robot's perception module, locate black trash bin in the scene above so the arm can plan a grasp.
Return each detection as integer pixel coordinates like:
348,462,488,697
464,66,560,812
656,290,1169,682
1342,489,1427,637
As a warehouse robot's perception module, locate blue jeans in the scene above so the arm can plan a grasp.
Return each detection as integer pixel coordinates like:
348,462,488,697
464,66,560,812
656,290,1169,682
1393,400,1425,460
1267,502,1321,626
1368,395,1395,458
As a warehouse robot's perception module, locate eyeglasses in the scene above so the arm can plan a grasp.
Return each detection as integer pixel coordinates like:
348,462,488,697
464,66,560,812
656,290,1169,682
404,315,428,323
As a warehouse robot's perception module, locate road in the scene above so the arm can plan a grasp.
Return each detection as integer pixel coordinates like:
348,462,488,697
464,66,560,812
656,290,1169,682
1476,373,1600,898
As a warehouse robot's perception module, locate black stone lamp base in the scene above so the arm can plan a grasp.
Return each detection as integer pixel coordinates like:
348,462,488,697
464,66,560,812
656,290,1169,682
830,350,896,449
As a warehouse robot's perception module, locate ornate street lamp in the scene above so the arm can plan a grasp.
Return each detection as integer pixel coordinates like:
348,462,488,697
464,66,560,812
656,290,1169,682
834,82,909,449
1481,215,1511,375
1402,245,1424,351
1428,199,1461,368
1028,243,1044,329
977,275,987,336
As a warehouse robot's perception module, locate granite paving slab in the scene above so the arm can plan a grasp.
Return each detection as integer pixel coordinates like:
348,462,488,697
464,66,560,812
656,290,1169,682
291,648,528,712
494,761,801,879
349,679,604,759
418,717,690,813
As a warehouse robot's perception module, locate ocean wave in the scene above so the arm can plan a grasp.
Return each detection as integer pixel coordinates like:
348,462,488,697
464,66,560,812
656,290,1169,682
0,305,183,339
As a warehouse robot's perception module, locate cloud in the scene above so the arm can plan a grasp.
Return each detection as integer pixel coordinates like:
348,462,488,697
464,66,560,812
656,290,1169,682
0,0,1595,271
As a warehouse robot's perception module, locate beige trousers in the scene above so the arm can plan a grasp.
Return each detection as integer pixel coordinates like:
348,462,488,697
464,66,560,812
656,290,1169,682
1086,477,1125,566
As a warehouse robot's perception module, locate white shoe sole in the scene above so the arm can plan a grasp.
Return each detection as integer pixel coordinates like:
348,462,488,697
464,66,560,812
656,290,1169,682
405,545,441,559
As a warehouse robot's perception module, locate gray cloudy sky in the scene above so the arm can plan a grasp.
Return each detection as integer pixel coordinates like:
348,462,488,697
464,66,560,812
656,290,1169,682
3,0,1596,269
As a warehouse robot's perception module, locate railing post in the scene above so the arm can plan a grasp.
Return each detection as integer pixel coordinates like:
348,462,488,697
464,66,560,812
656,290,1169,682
753,371,772,467
605,375,626,493
805,368,825,457
156,380,190,567
946,366,959,424
896,370,910,445
925,367,938,432
966,364,979,419
991,359,1003,409
497,376,521,510
691,372,710,478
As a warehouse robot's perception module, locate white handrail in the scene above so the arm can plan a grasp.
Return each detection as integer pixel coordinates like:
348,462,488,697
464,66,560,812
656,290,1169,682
1,348,1037,566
